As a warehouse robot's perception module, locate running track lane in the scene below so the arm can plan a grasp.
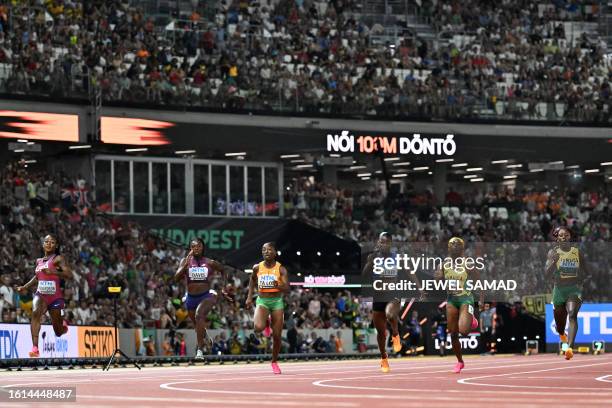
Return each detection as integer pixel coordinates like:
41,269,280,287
0,354,610,408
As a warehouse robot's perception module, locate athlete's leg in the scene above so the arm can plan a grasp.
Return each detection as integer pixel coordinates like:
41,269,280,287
385,300,400,337
373,311,388,359
566,299,582,349
48,308,66,337
458,304,473,336
553,304,568,340
31,296,47,349
446,304,462,363
194,295,217,351
269,309,284,363
188,310,196,326
253,304,271,334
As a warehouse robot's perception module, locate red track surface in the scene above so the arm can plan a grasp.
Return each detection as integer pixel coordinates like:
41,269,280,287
1,354,611,408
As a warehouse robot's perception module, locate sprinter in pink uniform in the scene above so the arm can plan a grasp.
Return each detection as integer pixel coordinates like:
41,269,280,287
16,234,72,357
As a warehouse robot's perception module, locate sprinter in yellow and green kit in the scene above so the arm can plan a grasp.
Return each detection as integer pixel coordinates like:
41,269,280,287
546,226,588,361
435,237,484,374
246,242,289,374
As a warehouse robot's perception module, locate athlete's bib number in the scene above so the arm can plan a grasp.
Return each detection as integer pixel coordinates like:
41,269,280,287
189,267,209,281
37,280,57,295
381,268,398,278
449,279,464,295
258,274,277,289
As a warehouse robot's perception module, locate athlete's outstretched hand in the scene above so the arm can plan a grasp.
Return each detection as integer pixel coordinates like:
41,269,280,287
15,285,27,295
221,284,235,303
245,296,254,310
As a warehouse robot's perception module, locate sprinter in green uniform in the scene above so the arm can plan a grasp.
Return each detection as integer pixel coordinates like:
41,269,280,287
435,237,483,373
545,226,588,360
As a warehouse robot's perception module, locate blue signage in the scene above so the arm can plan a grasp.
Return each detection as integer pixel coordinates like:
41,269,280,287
545,303,612,344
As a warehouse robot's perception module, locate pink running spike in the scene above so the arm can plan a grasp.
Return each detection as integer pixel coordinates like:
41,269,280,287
29,346,40,358
263,317,272,337
453,361,465,373
271,362,281,374
471,315,479,330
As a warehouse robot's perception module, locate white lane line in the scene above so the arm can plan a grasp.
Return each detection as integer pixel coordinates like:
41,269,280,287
158,379,612,404
312,357,612,396
594,374,612,383
312,358,604,389
0,356,539,387
457,360,612,390
78,394,359,407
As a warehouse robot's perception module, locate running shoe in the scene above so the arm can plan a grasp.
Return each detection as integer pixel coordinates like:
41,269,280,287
559,334,568,343
392,335,402,353
263,316,272,337
453,361,465,373
29,346,40,358
380,358,390,373
565,348,574,360
471,315,479,330
195,348,205,360
271,362,282,374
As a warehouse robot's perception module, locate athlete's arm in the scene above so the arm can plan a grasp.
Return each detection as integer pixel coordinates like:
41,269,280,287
361,253,374,277
54,255,73,280
278,266,290,293
579,251,590,287
246,264,258,308
174,251,193,282
470,266,485,311
545,248,559,277
16,276,38,294
210,259,234,302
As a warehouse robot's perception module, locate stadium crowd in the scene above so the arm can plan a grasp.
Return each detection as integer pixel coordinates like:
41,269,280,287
0,0,609,121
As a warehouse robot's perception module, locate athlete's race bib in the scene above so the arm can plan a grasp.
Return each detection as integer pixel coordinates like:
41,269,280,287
188,266,209,281
258,274,277,289
37,280,57,295
381,267,398,278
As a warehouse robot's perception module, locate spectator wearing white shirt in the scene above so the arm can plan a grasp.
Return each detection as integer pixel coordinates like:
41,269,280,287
0,275,15,308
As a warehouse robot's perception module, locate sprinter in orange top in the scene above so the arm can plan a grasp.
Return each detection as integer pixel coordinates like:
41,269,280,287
246,242,289,374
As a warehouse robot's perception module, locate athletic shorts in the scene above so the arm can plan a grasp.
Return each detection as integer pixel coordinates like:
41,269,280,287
372,298,401,313
256,296,284,311
552,285,582,307
447,295,474,309
184,291,215,311
34,293,65,310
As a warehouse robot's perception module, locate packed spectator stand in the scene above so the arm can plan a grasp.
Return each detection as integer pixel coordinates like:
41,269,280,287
0,0,609,122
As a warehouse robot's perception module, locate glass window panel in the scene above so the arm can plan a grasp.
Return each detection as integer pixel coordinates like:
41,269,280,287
170,163,185,214
134,162,149,213
114,161,130,212
194,164,210,215
247,167,262,216
95,160,111,212
152,162,168,213
229,166,245,216
212,165,227,215
264,167,279,216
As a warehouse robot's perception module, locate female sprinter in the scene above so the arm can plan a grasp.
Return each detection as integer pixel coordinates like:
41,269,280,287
545,226,588,360
175,238,228,360
362,232,402,373
16,234,72,357
435,237,483,373
246,242,289,374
